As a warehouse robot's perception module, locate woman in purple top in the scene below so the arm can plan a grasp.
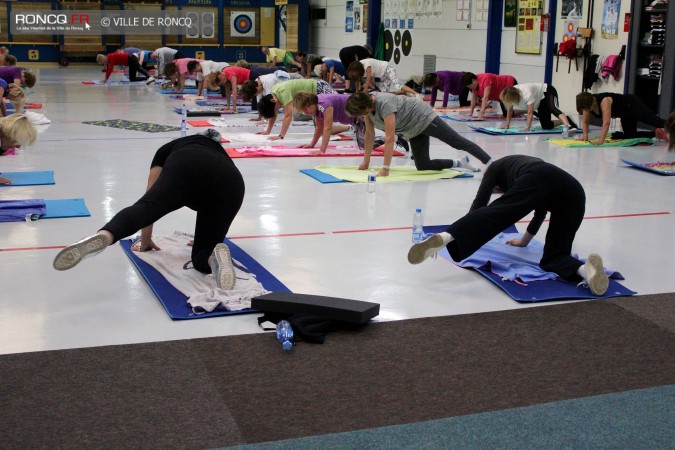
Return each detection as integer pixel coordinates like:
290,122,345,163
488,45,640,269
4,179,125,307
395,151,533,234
293,92,354,154
423,71,469,107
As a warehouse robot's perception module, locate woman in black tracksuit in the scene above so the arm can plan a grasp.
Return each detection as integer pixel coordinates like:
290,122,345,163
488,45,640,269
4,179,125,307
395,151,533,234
408,155,609,296
54,133,245,288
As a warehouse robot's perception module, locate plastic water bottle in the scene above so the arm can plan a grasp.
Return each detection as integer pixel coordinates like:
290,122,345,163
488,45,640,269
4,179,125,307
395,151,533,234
180,102,187,137
367,169,376,193
562,125,570,138
276,320,294,351
412,208,424,243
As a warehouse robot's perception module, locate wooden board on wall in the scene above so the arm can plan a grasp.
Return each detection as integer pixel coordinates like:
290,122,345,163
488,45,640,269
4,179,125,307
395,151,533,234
61,1,104,54
122,2,163,50
285,4,298,52
260,7,275,47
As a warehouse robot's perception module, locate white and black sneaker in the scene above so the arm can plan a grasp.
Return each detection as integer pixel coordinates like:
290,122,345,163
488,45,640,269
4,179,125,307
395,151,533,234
210,243,236,290
53,234,108,271
145,76,156,85
407,234,445,265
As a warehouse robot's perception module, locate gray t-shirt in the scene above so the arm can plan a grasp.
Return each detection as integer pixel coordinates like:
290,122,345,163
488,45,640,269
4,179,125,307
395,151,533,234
370,93,437,138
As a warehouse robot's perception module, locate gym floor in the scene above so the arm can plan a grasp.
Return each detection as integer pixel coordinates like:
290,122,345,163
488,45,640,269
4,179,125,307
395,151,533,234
1,65,674,355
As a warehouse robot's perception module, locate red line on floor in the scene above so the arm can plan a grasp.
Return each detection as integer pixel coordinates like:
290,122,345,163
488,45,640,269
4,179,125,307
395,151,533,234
2,212,671,251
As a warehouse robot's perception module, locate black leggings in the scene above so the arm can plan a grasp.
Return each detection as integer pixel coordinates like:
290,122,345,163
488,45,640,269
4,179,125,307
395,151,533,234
128,54,150,82
446,164,586,281
102,144,245,274
615,94,666,139
536,85,578,129
409,116,492,170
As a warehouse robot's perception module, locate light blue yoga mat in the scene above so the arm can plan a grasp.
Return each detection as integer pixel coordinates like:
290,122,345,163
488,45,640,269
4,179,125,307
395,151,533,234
469,125,575,135
299,169,347,183
1,171,55,186
42,198,91,219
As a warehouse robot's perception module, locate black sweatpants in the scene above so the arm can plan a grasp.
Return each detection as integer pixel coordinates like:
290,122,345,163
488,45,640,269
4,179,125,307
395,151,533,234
409,116,492,170
446,164,586,281
615,94,666,139
102,143,245,274
535,85,578,129
128,54,150,82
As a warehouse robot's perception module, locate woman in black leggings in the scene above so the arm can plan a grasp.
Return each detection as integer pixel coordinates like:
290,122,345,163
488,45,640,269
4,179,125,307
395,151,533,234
576,92,667,144
408,155,610,296
500,83,577,131
53,132,245,290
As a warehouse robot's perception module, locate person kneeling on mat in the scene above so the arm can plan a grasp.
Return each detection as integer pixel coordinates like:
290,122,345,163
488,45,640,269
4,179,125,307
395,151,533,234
53,131,244,291
407,155,610,296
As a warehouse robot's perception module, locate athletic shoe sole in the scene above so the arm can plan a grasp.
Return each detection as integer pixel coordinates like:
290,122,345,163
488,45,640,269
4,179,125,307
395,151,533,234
212,243,236,290
53,234,108,271
586,253,609,296
407,234,445,265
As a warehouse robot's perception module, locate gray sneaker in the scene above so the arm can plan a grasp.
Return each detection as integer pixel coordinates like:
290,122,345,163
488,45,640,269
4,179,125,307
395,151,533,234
584,253,609,296
407,234,445,265
210,243,236,290
53,234,108,271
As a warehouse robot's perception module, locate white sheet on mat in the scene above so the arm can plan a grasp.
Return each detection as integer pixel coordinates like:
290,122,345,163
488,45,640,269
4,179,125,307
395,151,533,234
131,232,269,313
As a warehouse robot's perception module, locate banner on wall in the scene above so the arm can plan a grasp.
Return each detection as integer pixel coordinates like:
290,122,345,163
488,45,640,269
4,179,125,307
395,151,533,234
346,1,354,32
515,0,543,54
601,0,620,39
230,12,255,37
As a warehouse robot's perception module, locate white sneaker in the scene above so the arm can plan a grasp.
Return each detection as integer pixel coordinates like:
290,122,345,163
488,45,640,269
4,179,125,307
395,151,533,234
53,234,108,271
407,234,445,264
458,155,481,172
210,243,236,290
145,76,156,85
581,254,609,296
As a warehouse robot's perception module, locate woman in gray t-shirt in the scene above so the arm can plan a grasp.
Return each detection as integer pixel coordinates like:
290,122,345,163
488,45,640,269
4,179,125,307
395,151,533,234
345,92,492,177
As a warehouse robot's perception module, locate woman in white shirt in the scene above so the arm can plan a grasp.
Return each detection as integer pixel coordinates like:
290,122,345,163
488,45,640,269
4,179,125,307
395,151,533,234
500,83,577,131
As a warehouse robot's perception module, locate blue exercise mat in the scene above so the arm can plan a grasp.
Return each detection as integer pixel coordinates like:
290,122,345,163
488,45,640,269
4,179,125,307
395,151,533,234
422,224,636,302
468,125,574,135
120,238,291,320
1,171,55,186
621,159,675,176
0,198,89,222
42,198,91,219
299,169,347,184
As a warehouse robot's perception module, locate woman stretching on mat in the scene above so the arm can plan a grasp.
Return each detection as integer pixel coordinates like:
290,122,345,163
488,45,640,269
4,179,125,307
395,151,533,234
407,154,610,296
576,92,668,144
257,78,336,140
53,132,245,291
293,92,357,153
0,113,37,163
423,71,470,108
344,92,491,177
499,84,578,131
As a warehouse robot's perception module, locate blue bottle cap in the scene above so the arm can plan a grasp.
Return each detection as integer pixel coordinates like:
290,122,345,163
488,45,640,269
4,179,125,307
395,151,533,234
282,340,293,351
416,208,422,213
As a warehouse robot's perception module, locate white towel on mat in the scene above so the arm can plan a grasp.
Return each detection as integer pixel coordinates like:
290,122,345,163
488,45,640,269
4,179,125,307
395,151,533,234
132,232,269,313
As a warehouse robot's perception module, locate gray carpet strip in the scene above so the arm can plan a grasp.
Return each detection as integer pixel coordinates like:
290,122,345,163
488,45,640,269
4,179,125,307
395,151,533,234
1,294,674,448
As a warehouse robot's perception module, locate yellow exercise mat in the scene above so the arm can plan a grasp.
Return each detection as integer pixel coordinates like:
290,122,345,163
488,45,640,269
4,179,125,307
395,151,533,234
313,165,473,183
546,137,654,148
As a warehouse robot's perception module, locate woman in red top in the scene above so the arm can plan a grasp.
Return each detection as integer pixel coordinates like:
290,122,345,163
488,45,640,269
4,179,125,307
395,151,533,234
96,52,152,83
461,72,517,119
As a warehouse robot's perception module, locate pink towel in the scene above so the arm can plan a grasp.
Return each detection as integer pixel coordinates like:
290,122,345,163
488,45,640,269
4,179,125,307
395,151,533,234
601,55,623,80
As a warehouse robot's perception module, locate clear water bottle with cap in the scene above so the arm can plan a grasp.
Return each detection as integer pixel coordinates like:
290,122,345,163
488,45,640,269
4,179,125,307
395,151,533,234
276,320,294,351
180,102,187,137
412,208,424,243
367,169,376,193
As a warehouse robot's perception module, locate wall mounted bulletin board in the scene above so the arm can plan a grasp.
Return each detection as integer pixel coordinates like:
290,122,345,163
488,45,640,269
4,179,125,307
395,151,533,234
515,0,543,53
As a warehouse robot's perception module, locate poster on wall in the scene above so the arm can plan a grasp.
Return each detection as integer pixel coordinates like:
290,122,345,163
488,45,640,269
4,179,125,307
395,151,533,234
515,0,542,54
363,4,369,32
346,1,354,33
601,0,620,39
230,11,256,37
354,7,361,30
561,0,583,18
504,0,517,27
346,16,354,32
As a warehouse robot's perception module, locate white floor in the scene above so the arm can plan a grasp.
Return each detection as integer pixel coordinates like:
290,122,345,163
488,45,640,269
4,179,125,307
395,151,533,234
1,65,673,355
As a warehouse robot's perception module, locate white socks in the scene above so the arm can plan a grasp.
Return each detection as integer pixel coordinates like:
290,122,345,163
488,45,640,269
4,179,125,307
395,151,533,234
454,155,481,172
439,232,454,245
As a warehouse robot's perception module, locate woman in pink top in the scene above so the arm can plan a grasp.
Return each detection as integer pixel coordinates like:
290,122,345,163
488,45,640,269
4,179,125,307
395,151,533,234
461,72,517,119
163,58,203,92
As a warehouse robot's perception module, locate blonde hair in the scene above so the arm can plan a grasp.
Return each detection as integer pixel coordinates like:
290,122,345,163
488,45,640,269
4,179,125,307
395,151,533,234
0,114,37,146
96,54,107,65
204,73,219,91
7,84,26,113
235,59,250,69
499,86,521,108
292,92,318,111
